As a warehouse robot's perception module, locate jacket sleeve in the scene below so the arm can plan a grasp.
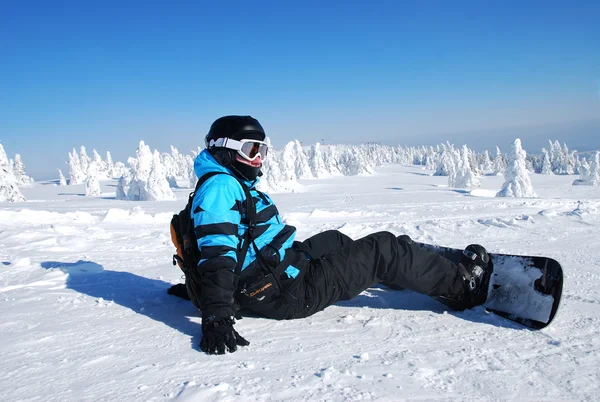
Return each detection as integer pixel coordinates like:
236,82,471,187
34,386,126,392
191,175,242,320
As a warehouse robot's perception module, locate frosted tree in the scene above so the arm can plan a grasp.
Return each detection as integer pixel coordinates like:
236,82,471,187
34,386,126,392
58,169,67,186
291,140,313,179
450,145,481,188
574,152,600,186
0,145,25,202
322,146,342,175
0,143,10,171
279,141,300,182
588,152,600,186
547,140,557,172
126,141,153,200
0,165,26,202
337,147,372,176
112,161,127,178
480,150,493,173
579,157,590,180
145,150,176,201
186,155,197,188
434,145,456,177
116,169,132,200
307,142,330,178
467,147,482,176
13,154,34,185
492,146,506,175
540,149,554,175
496,139,537,198
105,151,115,178
92,148,103,166
68,149,86,185
79,146,91,175
424,146,438,171
85,162,102,196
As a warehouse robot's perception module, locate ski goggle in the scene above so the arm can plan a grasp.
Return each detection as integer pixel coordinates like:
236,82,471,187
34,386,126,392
207,137,269,162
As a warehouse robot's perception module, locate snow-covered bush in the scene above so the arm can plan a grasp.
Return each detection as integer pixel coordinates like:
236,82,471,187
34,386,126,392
496,139,537,198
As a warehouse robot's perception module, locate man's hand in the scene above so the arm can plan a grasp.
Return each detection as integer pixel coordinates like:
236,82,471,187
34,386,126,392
167,283,191,300
200,317,249,354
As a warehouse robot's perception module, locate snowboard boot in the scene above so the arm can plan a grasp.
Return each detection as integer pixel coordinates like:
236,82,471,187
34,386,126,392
435,244,492,311
458,244,492,306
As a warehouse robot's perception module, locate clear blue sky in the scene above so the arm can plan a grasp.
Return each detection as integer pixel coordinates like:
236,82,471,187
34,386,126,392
1,0,599,179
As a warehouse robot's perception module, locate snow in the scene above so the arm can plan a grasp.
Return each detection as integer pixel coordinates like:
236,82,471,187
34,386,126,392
1,164,600,401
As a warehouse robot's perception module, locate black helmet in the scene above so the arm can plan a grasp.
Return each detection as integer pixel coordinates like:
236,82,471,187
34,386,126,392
205,115,265,147
205,115,267,182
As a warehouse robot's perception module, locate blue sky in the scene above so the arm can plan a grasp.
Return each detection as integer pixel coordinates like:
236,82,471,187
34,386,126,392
1,0,599,179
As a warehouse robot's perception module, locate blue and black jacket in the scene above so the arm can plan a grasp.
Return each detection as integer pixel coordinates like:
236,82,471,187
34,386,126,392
191,150,300,319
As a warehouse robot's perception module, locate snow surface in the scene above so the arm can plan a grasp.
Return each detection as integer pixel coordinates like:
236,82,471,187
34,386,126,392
1,164,600,401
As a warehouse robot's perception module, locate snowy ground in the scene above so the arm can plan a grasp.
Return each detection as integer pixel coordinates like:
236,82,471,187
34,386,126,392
1,165,599,401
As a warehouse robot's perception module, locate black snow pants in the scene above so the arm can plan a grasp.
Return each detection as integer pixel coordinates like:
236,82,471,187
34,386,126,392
245,230,467,320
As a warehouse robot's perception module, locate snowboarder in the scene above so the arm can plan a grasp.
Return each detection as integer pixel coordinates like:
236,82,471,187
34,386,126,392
168,115,492,355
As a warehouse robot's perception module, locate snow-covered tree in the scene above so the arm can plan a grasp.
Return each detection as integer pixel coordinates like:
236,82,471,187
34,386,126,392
68,149,86,185
0,166,25,202
126,141,153,201
145,150,176,200
0,145,25,202
58,169,67,186
307,143,329,178
13,154,34,185
574,152,600,186
105,151,115,177
434,144,457,177
186,155,197,188
79,146,91,175
588,152,600,186
496,139,537,198
0,144,10,171
540,149,554,175
92,148,103,167
480,150,493,173
116,169,132,200
493,146,506,176
449,145,481,188
85,162,102,196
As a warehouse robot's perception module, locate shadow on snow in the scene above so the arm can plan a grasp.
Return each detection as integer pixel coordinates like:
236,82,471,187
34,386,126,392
40,260,203,350
338,285,527,330
41,261,525,346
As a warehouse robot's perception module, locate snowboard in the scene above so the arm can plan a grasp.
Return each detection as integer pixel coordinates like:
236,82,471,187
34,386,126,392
415,242,563,329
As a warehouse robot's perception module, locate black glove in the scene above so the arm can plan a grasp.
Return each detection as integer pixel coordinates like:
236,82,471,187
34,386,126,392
167,283,191,300
200,317,249,354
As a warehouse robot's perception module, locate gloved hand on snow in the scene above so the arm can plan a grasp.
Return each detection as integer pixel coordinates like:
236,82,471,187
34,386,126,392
167,283,190,300
200,316,249,354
